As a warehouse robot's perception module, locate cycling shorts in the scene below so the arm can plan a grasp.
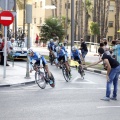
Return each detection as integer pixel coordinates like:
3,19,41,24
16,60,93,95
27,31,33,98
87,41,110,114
74,56,81,64
58,56,67,63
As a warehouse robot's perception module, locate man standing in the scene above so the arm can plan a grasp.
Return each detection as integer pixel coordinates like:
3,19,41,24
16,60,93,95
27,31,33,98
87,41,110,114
80,38,88,64
86,47,120,101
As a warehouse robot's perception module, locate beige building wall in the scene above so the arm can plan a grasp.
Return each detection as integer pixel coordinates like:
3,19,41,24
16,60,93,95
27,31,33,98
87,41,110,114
17,0,46,45
16,0,118,44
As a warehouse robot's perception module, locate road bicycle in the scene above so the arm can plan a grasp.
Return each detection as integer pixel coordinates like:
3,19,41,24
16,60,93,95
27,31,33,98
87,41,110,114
58,60,71,82
77,64,85,79
32,63,55,89
49,53,54,65
70,59,85,79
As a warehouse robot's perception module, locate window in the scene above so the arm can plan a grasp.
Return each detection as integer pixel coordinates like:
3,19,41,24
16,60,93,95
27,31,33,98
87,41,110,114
65,3,70,9
34,18,36,24
109,5,114,12
35,2,37,8
108,21,113,27
40,1,42,8
108,36,113,42
40,17,42,24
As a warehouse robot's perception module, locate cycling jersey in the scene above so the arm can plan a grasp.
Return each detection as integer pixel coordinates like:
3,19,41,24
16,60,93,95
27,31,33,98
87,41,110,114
57,49,66,57
71,49,80,59
57,49,67,62
48,42,54,51
28,52,47,69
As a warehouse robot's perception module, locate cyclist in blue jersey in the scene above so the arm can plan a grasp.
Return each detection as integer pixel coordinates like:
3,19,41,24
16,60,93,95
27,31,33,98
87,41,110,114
48,39,54,52
59,43,68,58
71,46,84,72
56,46,71,74
27,48,51,78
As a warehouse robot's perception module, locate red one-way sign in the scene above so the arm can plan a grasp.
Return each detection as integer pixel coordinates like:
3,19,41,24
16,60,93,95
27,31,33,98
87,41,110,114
0,11,14,26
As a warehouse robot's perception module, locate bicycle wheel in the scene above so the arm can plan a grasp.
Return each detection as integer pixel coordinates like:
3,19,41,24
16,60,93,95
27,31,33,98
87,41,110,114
49,54,54,65
35,71,46,89
78,66,84,79
62,66,71,82
49,73,55,88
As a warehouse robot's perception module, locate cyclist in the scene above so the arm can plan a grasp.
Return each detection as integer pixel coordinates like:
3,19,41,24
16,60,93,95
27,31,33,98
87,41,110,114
71,46,84,74
48,39,55,55
27,48,52,78
59,43,68,58
56,46,71,76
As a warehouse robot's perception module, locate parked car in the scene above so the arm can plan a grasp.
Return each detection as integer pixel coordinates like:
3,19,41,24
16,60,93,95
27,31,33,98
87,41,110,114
8,41,27,60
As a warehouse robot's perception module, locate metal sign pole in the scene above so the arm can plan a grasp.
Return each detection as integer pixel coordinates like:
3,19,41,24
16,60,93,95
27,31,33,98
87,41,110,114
25,4,32,79
3,0,8,78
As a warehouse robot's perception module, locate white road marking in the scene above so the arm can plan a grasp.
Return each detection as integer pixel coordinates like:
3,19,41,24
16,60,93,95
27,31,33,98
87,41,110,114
97,106,120,109
71,76,96,84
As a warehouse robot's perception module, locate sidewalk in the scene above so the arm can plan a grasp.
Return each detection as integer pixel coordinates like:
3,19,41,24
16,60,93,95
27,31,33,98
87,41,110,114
0,45,107,88
0,65,36,87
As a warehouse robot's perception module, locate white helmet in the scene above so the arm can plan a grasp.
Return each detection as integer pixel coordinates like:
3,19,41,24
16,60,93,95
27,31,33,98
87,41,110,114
72,46,77,51
27,48,34,54
56,46,61,52
50,39,53,42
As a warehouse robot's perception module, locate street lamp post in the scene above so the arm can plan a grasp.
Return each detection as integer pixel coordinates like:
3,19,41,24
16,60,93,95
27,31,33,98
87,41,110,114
14,0,17,40
71,0,74,50
23,0,26,33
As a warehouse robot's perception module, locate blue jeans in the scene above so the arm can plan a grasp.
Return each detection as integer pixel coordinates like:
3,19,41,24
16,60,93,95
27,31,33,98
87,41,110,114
106,65,120,98
81,50,88,58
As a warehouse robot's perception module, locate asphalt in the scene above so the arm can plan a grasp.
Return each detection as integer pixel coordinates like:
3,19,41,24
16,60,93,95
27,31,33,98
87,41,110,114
0,46,107,88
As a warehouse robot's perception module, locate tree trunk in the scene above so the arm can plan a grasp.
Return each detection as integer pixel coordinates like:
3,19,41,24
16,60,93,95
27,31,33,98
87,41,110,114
84,0,87,42
65,0,69,38
97,0,100,42
114,0,120,39
78,0,81,42
104,0,110,38
100,0,104,39
74,1,78,41
80,0,83,38
59,0,62,20
54,0,57,17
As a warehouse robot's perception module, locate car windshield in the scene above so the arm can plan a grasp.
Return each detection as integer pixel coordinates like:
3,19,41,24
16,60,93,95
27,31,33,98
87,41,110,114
14,41,25,47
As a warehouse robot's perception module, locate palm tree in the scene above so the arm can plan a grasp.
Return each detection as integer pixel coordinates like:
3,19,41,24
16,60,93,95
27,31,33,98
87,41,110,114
114,0,120,39
59,0,62,20
74,0,78,41
84,0,92,41
65,0,69,38
100,0,104,38
104,0,110,38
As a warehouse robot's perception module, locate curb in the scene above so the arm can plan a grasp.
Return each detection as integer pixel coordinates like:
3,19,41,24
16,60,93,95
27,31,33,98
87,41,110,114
0,81,35,88
70,66,107,75
85,68,107,75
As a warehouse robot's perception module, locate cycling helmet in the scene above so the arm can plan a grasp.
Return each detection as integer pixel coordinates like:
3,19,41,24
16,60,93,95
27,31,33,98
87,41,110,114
27,48,34,54
72,46,77,51
50,39,53,42
56,46,61,52
59,43,63,46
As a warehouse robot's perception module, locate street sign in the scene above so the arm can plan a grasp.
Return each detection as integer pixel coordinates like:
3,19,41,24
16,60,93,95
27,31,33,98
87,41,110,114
0,11,14,26
0,0,14,10
0,10,16,17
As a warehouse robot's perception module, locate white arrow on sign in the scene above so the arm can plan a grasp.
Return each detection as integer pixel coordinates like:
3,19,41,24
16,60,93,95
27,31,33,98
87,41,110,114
1,16,12,20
